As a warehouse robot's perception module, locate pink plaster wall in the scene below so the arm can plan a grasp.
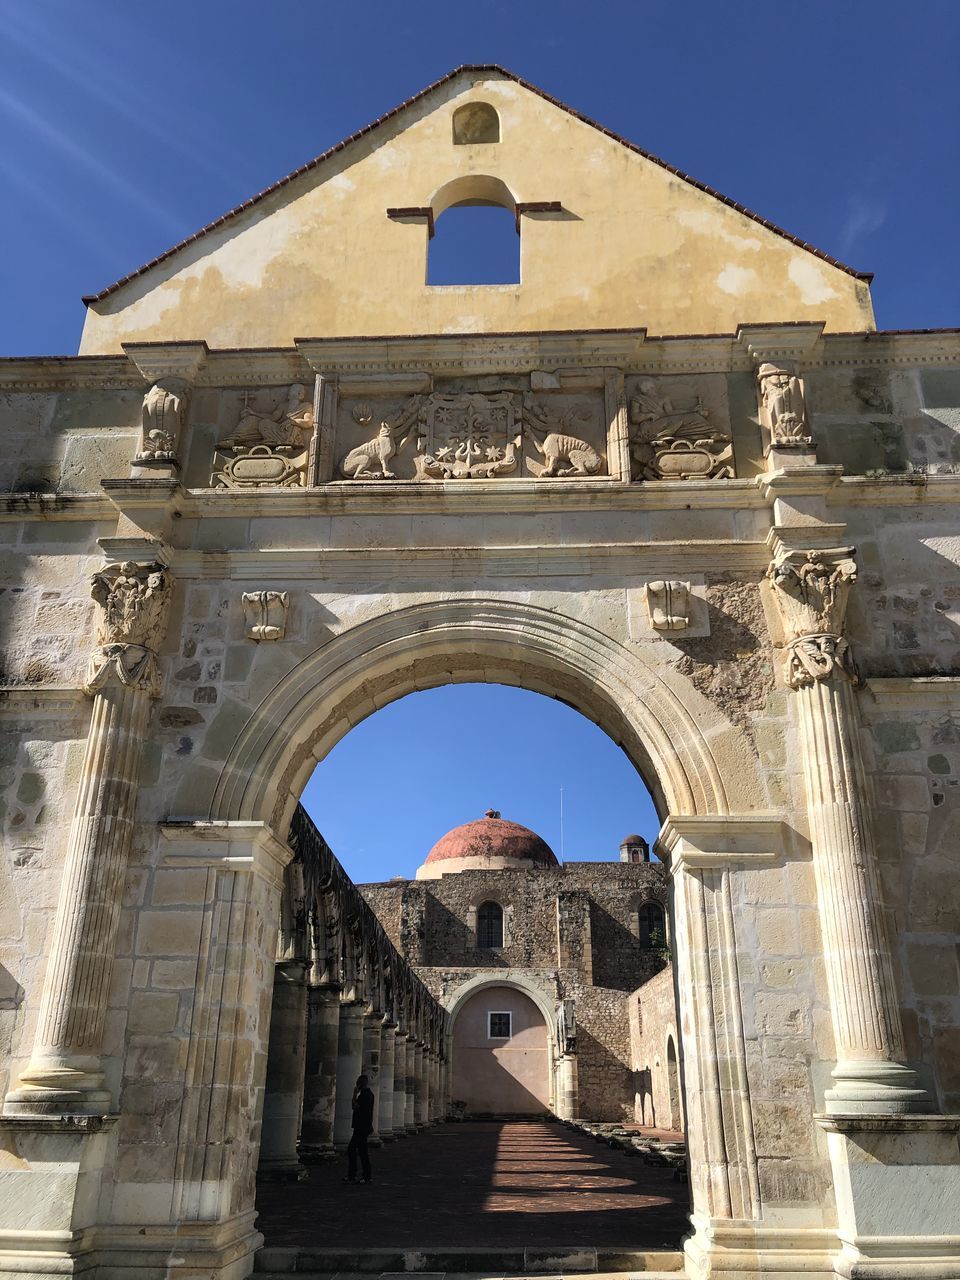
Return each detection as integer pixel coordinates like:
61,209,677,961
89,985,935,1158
451,986,550,1114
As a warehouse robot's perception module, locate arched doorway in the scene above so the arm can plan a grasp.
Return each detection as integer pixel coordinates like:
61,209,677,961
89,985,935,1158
450,984,550,1115
666,1034,682,1132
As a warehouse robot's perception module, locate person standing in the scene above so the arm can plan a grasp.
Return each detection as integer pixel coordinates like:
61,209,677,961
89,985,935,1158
344,1073,375,1184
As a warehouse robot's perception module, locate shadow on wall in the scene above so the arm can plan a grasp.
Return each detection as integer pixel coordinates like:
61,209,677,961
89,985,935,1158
589,902,666,990
452,1049,550,1118
576,1020,632,1122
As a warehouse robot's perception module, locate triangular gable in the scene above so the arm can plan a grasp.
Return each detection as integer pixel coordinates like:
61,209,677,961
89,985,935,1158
79,65,875,353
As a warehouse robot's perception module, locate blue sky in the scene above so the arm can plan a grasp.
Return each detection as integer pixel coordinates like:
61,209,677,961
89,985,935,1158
3,1,957,878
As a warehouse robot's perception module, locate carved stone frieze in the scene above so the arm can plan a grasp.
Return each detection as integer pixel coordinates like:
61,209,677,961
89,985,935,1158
243,591,289,642
766,549,860,688
645,580,690,631
86,561,172,696
336,387,604,481
521,398,604,477
628,378,734,480
758,362,813,449
339,399,421,479
213,384,315,488
136,378,189,464
414,392,520,480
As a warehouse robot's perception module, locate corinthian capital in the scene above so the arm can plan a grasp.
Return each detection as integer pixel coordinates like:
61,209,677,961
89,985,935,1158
767,549,860,689
85,561,172,696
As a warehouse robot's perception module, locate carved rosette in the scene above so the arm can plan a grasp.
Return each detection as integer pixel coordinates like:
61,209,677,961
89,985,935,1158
767,550,860,689
85,561,172,697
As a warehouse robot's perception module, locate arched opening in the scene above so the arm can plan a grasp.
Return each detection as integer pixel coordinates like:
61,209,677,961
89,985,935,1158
477,900,504,949
207,596,763,1254
428,174,520,286
637,900,667,948
449,983,550,1116
666,1034,682,1132
452,101,500,145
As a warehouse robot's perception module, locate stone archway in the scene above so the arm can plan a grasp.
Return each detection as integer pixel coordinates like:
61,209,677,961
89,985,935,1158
446,980,553,1117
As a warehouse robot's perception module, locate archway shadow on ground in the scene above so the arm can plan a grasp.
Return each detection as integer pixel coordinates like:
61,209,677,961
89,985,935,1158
255,1120,690,1250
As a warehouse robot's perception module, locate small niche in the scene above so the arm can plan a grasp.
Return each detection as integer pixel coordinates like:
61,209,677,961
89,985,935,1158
453,102,500,145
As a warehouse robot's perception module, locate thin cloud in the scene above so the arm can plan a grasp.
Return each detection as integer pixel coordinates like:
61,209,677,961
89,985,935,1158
838,195,887,256
0,87,185,237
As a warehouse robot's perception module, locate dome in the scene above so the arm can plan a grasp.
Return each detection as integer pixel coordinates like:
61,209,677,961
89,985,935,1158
416,809,559,879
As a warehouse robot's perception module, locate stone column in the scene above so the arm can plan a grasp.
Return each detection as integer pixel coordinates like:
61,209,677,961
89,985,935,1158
362,1009,383,1145
557,1053,579,1120
258,960,308,1181
427,1050,438,1122
378,1020,396,1139
5,562,172,1116
403,1038,416,1133
412,1042,425,1128
300,984,340,1161
768,548,927,1114
393,1032,408,1137
333,1001,364,1150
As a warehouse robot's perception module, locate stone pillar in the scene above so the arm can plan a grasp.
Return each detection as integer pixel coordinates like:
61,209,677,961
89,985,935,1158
333,1002,364,1150
438,1054,448,1121
557,1053,579,1120
393,1032,408,1137
403,1038,416,1133
430,1049,442,1121
5,562,171,1116
415,1044,428,1127
362,1010,383,1145
768,548,927,1115
378,1020,396,1140
300,984,340,1161
258,960,308,1181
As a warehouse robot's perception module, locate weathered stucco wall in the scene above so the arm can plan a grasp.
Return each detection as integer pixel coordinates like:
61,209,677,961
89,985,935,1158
78,70,873,354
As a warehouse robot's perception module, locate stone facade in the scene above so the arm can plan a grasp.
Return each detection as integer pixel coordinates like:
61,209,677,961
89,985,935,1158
0,62,959,1280
361,859,668,1120
630,966,683,1131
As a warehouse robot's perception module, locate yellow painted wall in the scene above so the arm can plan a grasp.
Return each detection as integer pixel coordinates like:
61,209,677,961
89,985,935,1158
79,71,874,354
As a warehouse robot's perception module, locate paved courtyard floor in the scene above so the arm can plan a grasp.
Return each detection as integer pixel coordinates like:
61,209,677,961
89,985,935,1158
256,1120,690,1251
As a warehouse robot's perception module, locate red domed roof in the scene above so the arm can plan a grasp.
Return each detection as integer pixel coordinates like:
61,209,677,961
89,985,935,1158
424,810,559,868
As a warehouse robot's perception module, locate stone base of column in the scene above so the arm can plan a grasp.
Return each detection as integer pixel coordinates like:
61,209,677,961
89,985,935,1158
825,1060,930,1117
4,1061,112,1117
299,1143,337,1163
820,1115,960,1280
685,1214,839,1279
256,1158,307,1183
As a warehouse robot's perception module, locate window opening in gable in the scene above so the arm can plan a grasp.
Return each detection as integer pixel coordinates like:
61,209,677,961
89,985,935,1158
477,900,504,949
428,203,520,285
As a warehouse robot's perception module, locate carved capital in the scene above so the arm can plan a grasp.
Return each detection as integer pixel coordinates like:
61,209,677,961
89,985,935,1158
767,549,860,688
86,562,172,696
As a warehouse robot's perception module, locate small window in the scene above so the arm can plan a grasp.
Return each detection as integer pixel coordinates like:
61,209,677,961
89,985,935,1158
638,902,666,949
488,1011,511,1039
427,205,520,285
477,900,504,949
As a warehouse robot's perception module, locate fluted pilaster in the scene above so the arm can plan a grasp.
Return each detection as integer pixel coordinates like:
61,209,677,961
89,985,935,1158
5,562,171,1116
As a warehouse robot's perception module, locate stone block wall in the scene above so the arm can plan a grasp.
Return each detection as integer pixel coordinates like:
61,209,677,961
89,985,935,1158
629,964,681,1129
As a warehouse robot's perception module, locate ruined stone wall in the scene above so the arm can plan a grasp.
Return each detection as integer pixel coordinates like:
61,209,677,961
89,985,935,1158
629,965,682,1130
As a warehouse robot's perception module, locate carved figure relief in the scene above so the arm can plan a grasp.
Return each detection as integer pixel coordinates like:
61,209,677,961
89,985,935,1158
414,392,521,480
645,580,690,632
339,400,421,479
522,400,604,477
87,560,172,695
757,363,812,448
242,591,289,642
629,379,734,480
767,550,860,688
213,384,315,488
136,378,188,463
